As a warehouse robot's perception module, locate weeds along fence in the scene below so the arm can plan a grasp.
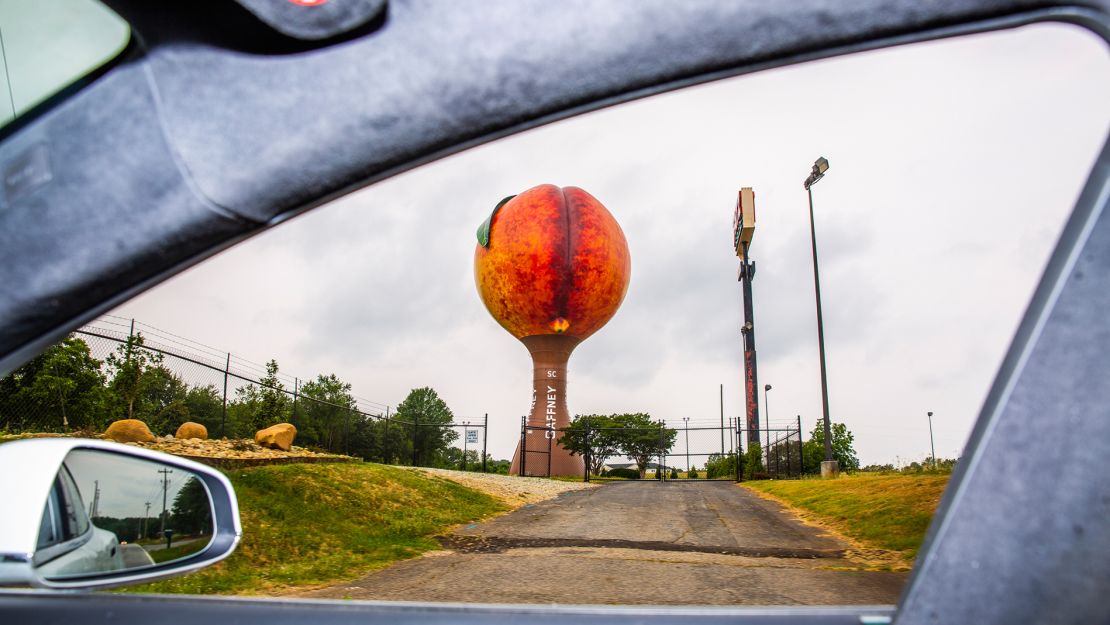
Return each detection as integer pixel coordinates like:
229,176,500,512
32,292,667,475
0,316,489,470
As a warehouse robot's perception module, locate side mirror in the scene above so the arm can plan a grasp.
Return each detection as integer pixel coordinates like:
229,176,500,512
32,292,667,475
0,438,240,590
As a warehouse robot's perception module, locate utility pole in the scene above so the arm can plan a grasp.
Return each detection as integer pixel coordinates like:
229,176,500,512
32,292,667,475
158,468,173,535
482,413,488,473
732,187,761,446
143,501,151,540
88,480,100,519
719,384,725,454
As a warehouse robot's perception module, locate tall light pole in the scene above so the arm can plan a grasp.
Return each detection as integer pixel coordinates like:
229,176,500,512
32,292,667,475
683,417,690,472
804,156,837,477
733,188,761,446
927,411,936,470
763,384,773,425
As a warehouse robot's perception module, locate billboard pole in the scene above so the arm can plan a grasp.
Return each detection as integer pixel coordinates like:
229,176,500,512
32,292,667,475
734,188,761,445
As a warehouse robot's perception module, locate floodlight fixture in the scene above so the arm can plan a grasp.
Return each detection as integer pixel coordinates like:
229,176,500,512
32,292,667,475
804,156,830,189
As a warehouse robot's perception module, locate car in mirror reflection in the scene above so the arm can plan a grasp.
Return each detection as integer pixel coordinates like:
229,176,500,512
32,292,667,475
0,439,240,590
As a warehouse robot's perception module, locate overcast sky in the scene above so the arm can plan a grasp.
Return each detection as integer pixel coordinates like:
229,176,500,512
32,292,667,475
110,23,1110,467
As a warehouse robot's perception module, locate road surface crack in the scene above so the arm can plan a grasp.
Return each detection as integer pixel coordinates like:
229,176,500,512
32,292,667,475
437,535,845,560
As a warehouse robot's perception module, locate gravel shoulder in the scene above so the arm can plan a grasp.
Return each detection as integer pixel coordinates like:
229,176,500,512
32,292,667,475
410,467,597,508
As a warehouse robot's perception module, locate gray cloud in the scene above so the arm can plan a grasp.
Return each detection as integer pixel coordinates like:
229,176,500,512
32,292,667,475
114,24,1110,466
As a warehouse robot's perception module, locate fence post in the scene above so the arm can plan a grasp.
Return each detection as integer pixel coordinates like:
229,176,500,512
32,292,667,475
797,415,804,476
344,407,351,456
412,415,419,467
461,421,468,471
482,413,488,473
658,426,665,481
220,353,230,438
520,416,527,477
734,419,741,482
583,417,590,483
291,377,298,429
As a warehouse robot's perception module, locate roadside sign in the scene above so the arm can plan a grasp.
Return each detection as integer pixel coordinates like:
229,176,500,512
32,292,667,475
466,429,478,444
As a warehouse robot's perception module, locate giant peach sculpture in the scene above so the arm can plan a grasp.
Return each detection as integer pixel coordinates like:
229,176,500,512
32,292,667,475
475,184,631,476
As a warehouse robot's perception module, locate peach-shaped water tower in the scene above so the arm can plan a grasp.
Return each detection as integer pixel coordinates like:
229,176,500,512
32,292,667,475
474,184,631,476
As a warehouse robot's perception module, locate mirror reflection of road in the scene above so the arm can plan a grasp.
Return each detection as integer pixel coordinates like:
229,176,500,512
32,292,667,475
119,537,205,569
142,537,203,552
119,544,155,568
302,482,908,605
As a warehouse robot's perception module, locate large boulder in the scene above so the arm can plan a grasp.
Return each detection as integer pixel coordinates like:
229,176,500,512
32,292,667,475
175,422,208,440
255,423,297,451
104,419,155,443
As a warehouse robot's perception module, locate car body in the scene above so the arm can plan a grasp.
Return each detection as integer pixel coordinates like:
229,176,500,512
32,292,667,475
0,1,1108,624
34,464,125,579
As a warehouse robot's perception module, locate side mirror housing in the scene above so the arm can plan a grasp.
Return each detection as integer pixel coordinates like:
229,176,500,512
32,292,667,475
0,438,240,590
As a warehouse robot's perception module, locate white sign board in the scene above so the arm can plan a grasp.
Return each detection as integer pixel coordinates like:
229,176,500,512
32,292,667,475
466,429,479,444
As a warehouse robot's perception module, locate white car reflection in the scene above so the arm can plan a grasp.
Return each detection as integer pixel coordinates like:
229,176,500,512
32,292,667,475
34,465,130,577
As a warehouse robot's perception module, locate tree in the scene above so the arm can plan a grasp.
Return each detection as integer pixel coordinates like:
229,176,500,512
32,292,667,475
257,359,290,427
558,414,623,475
394,387,458,466
135,364,188,434
229,359,290,435
171,477,212,536
105,333,163,421
0,336,108,432
298,373,357,452
610,413,676,478
802,422,860,473
183,385,224,436
558,412,676,478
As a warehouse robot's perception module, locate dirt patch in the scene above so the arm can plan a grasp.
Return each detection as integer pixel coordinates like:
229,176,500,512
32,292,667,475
411,467,596,508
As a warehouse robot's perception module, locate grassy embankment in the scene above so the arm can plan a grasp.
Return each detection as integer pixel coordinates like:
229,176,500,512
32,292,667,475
743,473,950,564
126,462,506,595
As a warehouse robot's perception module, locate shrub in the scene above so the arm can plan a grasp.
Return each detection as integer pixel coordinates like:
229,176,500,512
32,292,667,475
687,468,698,479
670,467,679,479
606,467,639,479
743,443,765,480
704,453,737,479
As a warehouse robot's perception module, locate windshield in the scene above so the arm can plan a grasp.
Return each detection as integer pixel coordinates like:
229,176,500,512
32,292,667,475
0,0,129,130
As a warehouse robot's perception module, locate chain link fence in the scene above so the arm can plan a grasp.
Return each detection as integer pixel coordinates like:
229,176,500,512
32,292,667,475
0,315,489,470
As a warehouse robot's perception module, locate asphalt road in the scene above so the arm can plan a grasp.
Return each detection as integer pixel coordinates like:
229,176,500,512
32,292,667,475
301,481,908,606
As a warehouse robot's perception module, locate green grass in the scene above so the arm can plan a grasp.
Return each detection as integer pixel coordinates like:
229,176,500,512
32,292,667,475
123,462,506,595
743,473,950,560
149,540,207,564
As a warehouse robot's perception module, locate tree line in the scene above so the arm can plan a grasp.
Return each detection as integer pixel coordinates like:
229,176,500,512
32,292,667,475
0,333,487,469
